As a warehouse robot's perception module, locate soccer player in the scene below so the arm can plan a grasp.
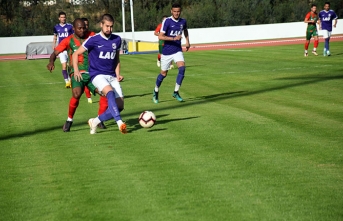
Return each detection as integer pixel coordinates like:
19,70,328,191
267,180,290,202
72,14,127,135
154,15,173,69
47,18,107,132
152,3,190,104
304,4,319,57
318,2,338,56
53,11,74,88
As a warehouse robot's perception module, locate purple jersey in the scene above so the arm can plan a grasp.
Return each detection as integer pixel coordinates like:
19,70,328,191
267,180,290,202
82,33,121,80
53,23,73,44
319,10,338,32
160,17,187,55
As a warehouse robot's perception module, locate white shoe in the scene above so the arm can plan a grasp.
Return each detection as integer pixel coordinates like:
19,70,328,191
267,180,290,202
169,64,174,70
88,98,92,103
312,50,318,56
88,118,97,134
157,60,161,67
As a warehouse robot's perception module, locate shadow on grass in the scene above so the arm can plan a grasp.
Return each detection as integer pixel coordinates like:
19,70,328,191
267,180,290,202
1,74,342,141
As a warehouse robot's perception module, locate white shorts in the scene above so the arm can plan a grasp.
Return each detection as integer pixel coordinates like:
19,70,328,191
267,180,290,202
321,30,332,39
161,51,184,71
59,50,68,63
92,74,123,98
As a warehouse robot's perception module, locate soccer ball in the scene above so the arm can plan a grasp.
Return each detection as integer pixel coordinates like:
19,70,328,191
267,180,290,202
138,111,156,128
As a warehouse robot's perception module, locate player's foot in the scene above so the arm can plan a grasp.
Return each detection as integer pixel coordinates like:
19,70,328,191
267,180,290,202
65,81,71,88
327,51,331,56
157,60,161,67
312,50,318,56
88,98,92,103
88,118,97,134
62,120,73,132
169,64,174,70
119,123,127,134
304,52,308,57
97,121,107,129
323,49,327,56
173,91,184,102
153,90,159,104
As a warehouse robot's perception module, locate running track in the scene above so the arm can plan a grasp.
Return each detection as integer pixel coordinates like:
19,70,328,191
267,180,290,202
1,35,343,61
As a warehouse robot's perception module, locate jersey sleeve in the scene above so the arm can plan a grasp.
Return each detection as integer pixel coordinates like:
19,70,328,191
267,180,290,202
161,19,168,33
54,36,70,52
305,12,311,20
155,24,162,33
83,36,93,51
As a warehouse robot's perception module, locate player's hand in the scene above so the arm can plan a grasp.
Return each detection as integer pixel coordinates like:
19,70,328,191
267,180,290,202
174,35,182,41
46,63,55,72
333,24,336,28
117,75,124,82
185,43,190,51
73,71,83,82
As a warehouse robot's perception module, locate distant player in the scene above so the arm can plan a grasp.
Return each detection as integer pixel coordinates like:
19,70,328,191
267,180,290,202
47,18,107,132
318,2,338,56
304,4,319,57
154,15,174,69
53,11,74,88
152,3,190,104
72,14,127,134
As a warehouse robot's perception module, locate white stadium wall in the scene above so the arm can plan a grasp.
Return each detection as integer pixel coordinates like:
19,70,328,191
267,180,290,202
0,19,342,54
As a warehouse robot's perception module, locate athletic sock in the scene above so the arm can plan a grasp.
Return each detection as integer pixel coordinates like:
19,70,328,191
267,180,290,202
314,40,319,49
304,42,310,50
176,66,185,85
156,73,166,88
105,91,122,122
84,86,91,98
62,70,69,81
98,96,108,115
68,97,79,119
325,38,330,51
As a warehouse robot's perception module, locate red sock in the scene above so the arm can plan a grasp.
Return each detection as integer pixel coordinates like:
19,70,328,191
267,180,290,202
157,54,161,60
98,96,108,115
68,97,79,119
84,86,91,98
314,40,319,49
304,42,310,50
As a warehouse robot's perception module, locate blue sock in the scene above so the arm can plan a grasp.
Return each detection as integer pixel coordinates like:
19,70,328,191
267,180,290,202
325,38,330,51
156,73,166,87
99,108,113,122
62,70,68,80
176,66,185,85
105,91,122,122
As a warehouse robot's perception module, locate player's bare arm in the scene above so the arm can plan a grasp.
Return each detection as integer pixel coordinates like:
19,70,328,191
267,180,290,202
154,30,160,36
333,19,337,28
46,50,61,72
115,51,124,82
72,46,86,82
183,29,190,51
52,34,57,49
158,32,181,41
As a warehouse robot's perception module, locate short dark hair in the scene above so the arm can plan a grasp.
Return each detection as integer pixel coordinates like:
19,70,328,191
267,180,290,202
101,14,114,24
73,18,84,27
59,11,66,17
311,3,316,8
172,3,181,9
324,2,330,6
81,18,89,22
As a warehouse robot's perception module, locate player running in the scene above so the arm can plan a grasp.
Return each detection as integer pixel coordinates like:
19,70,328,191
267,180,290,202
53,11,74,88
154,15,174,70
72,14,127,135
47,18,107,132
304,4,319,57
152,3,190,104
318,2,338,56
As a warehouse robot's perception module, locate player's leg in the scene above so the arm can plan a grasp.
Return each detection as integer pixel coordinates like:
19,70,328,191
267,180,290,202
172,51,186,102
304,30,311,57
157,40,163,67
322,30,330,56
312,35,319,55
153,54,172,103
326,31,332,56
59,51,71,88
63,76,84,132
84,86,92,103
88,75,126,134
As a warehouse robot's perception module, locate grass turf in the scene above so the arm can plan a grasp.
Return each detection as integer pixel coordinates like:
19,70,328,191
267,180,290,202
0,42,342,220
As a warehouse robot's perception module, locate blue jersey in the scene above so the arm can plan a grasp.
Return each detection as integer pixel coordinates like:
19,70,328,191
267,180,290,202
53,23,73,44
319,10,338,32
82,33,122,80
161,17,187,55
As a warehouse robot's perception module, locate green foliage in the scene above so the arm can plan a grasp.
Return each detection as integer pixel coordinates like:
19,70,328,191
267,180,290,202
0,0,342,36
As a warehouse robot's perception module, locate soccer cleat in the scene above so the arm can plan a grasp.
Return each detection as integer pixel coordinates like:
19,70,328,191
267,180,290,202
169,64,174,70
323,49,327,56
157,60,161,67
88,118,97,134
304,52,308,57
327,51,331,56
97,121,107,129
65,81,71,88
88,98,92,104
152,90,159,104
62,121,73,132
119,123,127,134
312,50,318,56
173,91,184,102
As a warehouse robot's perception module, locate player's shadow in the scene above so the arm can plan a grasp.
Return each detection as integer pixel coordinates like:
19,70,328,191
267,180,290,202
126,93,151,99
124,114,200,133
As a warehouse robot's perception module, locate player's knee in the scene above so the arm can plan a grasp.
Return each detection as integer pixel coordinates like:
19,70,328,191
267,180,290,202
72,88,82,98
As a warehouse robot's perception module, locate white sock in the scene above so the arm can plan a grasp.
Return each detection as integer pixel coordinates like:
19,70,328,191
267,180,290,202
64,79,69,83
117,120,124,129
88,98,92,101
154,86,159,92
313,48,316,51
92,117,101,127
305,50,308,53
67,117,73,121
174,83,180,92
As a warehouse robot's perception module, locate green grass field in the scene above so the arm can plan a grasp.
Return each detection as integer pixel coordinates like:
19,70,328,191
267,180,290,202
0,42,342,221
